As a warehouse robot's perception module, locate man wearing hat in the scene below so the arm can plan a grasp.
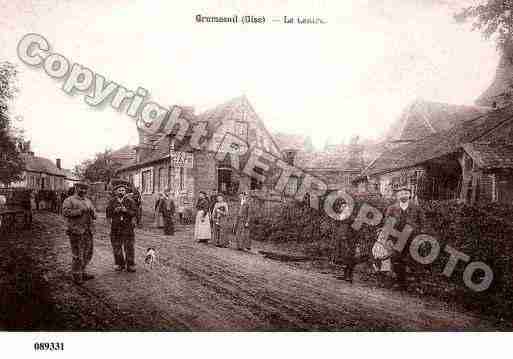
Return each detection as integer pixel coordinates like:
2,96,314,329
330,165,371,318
62,182,96,284
234,191,252,251
384,186,425,289
106,180,138,272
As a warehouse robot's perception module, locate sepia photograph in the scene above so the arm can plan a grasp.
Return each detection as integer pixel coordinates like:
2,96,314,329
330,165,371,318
1,0,513,356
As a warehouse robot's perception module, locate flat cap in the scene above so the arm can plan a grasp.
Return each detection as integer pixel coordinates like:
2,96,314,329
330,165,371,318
111,179,131,191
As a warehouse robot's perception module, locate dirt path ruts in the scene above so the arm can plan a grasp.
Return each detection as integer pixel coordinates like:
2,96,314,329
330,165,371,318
7,212,505,331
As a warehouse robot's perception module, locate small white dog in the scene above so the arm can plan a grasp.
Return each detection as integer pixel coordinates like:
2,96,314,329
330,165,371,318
144,247,158,268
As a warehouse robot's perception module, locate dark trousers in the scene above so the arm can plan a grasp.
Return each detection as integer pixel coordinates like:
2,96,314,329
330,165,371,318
110,231,135,268
393,256,407,287
164,215,174,235
68,230,94,276
136,206,142,226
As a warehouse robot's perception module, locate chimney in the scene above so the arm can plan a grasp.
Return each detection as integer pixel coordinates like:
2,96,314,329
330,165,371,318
283,149,298,166
56,158,61,169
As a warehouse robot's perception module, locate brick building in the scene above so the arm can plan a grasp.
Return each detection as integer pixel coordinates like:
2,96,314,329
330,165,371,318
116,96,284,212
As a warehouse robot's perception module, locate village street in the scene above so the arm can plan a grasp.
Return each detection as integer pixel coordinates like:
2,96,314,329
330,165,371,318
0,211,505,331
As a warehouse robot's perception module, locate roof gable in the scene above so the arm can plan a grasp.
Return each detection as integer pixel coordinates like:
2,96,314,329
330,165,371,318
22,154,66,177
200,96,282,157
462,142,513,170
365,106,513,176
119,96,283,171
386,100,490,143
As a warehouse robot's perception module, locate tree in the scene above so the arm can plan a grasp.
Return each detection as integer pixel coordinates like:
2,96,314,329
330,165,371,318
454,0,513,49
0,62,24,186
74,149,123,184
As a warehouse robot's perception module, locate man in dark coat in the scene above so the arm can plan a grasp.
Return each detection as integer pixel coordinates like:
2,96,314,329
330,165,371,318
158,188,175,235
234,192,251,251
209,188,218,237
62,182,96,284
384,187,425,289
131,186,143,227
106,180,138,272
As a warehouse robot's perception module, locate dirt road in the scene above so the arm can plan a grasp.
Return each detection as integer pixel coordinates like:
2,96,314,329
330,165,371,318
0,212,504,331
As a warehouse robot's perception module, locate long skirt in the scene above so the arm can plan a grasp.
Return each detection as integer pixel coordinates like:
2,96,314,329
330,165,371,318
235,225,250,250
163,214,174,235
213,221,229,247
154,212,165,228
194,210,211,242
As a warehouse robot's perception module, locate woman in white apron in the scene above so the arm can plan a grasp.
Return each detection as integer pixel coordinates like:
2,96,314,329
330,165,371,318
372,228,394,273
194,191,211,243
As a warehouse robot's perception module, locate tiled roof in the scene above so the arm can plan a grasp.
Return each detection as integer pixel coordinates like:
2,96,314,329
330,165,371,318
295,147,350,169
110,145,136,166
274,132,312,151
364,106,513,176
462,142,513,170
21,153,66,177
118,96,282,171
385,99,490,143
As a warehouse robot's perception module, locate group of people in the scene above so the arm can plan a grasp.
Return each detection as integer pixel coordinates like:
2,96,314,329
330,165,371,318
62,180,140,284
331,186,425,289
194,190,252,251
61,180,253,284
60,176,421,290
154,189,177,235
31,189,69,213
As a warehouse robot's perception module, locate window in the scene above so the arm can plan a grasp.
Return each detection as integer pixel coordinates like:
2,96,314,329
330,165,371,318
251,167,264,190
235,121,248,140
285,175,299,196
168,166,174,192
141,169,153,194
179,167,185,190
158,167,165,192
218,168,232,194
465,157,473,171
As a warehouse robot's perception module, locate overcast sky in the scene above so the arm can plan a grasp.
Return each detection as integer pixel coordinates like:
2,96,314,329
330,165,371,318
0,0,499,168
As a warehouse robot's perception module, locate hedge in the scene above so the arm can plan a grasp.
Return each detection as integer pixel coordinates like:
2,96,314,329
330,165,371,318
251,194,513,320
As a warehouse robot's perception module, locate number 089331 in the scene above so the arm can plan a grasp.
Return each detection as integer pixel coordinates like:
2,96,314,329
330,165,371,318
34,342,64,351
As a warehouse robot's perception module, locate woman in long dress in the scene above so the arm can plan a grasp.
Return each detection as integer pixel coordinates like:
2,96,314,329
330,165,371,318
194,191,211,243
154,192,165,228
212,195,229,247
176,190,186,224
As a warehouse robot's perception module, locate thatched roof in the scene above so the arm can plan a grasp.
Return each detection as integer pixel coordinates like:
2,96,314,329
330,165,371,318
384,99,490,143
363,106,513,176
